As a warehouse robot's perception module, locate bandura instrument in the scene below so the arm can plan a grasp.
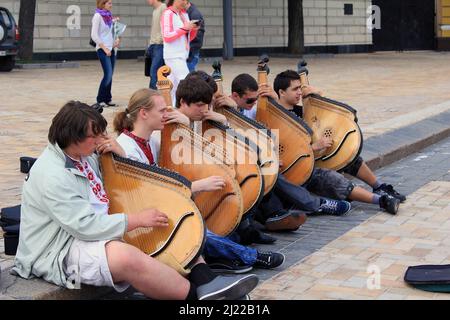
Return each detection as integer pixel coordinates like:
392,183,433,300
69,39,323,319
100,153,205,275
157,66,244,237
298,60,363,171
210,61,279,196
255,56,315,186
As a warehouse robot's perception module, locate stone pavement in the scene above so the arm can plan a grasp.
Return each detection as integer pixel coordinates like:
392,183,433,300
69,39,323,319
250,136,450,300
2,51,450,299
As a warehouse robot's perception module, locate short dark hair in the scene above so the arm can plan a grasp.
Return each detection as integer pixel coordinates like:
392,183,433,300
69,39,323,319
273,70,301,98
231,73,258,97
176,77,213,108
48,101,107,149
186,70,218,93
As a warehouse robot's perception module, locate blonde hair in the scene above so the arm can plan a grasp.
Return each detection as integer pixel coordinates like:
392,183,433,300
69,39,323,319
96,0,109,9
113,89,162,134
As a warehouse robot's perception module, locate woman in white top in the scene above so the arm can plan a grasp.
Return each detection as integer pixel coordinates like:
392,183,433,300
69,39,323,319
161,0,199,102
91,0,120,108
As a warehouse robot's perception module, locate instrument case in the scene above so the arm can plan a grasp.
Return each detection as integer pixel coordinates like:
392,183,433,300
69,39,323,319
404,264,450,292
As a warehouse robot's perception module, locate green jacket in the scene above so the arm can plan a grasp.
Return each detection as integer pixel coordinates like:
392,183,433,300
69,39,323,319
11,143,128,288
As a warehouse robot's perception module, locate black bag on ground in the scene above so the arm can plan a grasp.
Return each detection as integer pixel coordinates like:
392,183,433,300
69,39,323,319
404,264,450,293
20,156,37,174
1,205,21,256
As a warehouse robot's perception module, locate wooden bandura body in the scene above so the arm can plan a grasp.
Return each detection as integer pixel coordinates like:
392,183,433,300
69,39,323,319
100,153,205,271
201,119,264,214
211,61,279,195
255,57,315,186
298,61,363,171
157,66,244,237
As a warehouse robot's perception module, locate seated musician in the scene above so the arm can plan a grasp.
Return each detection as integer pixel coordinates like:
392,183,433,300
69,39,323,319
217,73,353,221
272,70,405,214
12,101,258,300
113,87,285,272
186,70,309,235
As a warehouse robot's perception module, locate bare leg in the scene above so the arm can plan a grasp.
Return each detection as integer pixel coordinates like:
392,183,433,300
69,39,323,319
348,186,376,204
355,162,378,188
106,241,190,300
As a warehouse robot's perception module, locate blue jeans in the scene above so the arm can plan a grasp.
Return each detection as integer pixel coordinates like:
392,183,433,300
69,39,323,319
96,49,116,104
274,174,322,212
147,44,164,90
187,50,200,72
203,230,257,265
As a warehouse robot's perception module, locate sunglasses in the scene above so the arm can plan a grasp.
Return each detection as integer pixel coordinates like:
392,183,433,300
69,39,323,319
245,98,257,105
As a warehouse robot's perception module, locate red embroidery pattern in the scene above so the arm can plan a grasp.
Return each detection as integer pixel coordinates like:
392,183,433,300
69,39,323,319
74,160,109,203
123,129,155,165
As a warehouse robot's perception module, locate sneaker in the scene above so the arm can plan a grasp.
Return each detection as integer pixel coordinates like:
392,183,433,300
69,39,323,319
238,224,277,245
207,258,253,274
197,274,259,300
105,101,118,107
91,103,104,114
373,183,406,202
315,199,352,216
236,294,251,300
379,194,400,215
265,210,307,232
253,251,285,269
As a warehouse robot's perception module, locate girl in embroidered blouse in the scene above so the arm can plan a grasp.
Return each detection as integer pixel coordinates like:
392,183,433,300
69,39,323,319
114,88,225,194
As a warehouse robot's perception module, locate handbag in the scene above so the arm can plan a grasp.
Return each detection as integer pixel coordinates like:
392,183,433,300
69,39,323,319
89,37,96,47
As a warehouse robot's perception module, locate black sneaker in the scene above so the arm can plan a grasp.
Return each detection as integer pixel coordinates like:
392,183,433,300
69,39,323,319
91,103,104,114
379,194,400,215
207,258,253,274
197,274,259,300
373,183,406,202
253,251,285,269
238,225,277,245
315,199,351,216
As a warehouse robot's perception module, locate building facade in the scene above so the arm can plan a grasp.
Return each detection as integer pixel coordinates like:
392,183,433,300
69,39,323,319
0,0,443,59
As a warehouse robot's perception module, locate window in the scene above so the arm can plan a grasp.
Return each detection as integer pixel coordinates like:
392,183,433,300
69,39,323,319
344,3,354,16
0,10,12,28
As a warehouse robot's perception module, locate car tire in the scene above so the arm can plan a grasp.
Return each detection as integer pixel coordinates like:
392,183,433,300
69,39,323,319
0,20,7,45
0,56,15,72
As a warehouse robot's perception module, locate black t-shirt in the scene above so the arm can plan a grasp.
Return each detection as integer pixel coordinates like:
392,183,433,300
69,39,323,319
289,105,303,118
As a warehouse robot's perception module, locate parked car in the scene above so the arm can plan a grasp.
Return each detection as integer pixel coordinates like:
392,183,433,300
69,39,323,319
0,7,20,72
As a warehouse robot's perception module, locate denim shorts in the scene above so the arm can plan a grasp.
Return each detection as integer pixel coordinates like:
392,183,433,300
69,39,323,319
341,156,364,177
305,168,355,200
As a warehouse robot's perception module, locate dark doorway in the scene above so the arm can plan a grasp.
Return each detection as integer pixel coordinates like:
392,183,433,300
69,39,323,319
372,0,435,51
